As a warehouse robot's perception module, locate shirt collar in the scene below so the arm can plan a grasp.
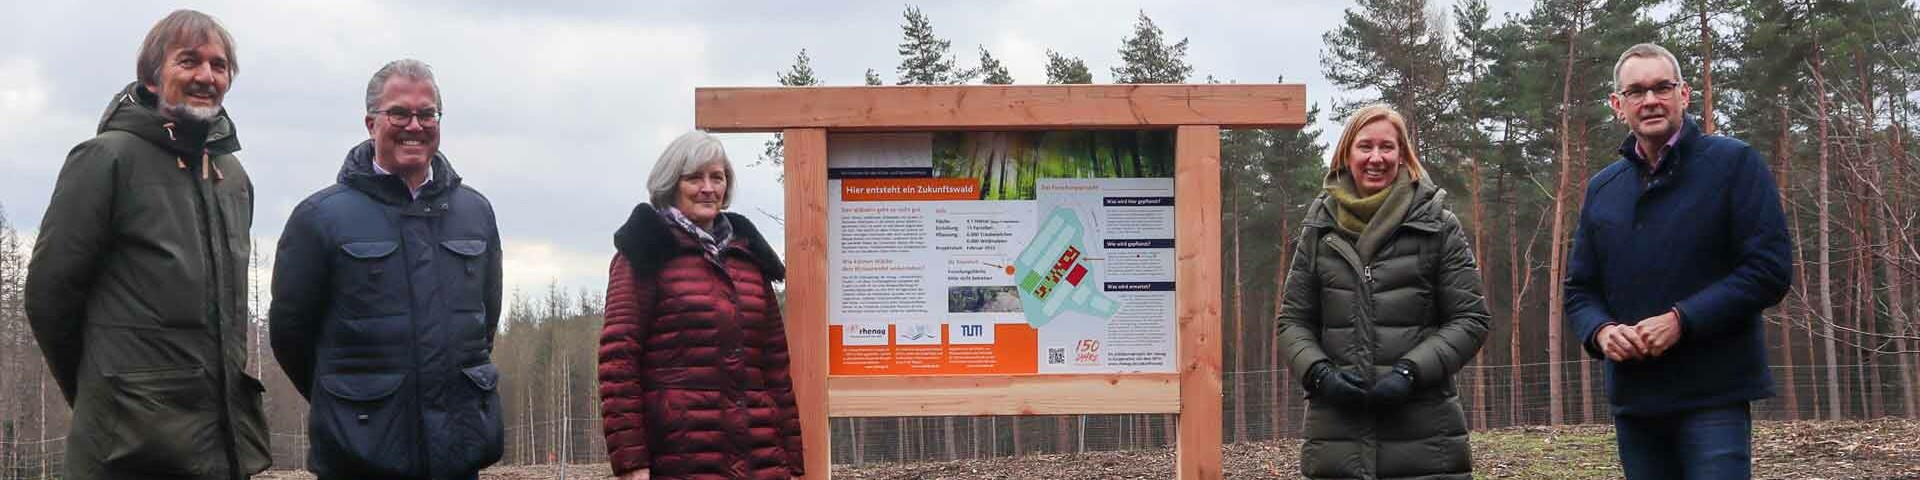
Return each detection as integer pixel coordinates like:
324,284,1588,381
371,158,433,199
1621,117,1693,173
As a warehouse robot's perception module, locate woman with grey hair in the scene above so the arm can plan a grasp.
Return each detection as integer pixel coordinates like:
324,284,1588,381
598,131,804,480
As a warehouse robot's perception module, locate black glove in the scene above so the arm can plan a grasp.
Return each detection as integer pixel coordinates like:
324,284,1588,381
1306,360,1369,407
1368,360,1417,406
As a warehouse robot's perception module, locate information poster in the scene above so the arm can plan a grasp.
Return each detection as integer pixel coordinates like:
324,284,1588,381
827,131,1176,375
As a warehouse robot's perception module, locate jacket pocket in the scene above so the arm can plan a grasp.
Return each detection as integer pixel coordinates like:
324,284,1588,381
455,363,506,470
234,372,273,475
101,365,218,475
339,241,405,318
442,239,488,313
312,372,414,477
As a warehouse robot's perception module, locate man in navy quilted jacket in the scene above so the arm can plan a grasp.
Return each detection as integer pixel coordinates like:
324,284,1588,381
1565,43,1792,480
269,58,505,480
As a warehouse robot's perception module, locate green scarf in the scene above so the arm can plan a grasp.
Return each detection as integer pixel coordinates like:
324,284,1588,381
1324,169,1414,262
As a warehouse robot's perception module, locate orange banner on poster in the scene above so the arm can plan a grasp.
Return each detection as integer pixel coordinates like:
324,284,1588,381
839,178,980,201
829,323,1038,376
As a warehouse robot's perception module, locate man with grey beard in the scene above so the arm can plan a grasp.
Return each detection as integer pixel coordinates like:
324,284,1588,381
26,9,271,480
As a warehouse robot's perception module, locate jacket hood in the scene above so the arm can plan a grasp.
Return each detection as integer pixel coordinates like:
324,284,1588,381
336,139,462,205
97,81,240,157
1305,171,1448,233
613,203,785,282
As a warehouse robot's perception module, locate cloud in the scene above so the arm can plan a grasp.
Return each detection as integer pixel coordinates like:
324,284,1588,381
2,0,1540,299
501,237,610,297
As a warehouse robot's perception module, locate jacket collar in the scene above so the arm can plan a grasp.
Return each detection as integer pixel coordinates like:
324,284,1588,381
613,203,784,282
336,139,460,205
1616,115,1702,174
97,81,241,158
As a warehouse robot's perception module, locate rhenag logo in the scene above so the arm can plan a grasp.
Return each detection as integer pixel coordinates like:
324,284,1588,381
843,323,890,346
1075,339,1100,365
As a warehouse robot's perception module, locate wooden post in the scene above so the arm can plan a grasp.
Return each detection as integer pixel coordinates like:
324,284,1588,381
1174,125,1223,480
783,128,833,480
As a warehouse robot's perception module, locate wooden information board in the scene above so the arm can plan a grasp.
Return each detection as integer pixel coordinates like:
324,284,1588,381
695,84,1306,480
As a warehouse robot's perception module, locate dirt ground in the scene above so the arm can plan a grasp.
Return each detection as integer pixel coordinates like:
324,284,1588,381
255,418,1920,479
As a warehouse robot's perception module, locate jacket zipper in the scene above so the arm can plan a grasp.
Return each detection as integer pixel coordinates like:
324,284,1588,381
387,204,433,477
707,247,751,468
1323,234,1381,478
1324,236,1376,355
186,150,244,478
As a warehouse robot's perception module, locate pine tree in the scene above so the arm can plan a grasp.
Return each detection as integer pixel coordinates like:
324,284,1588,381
1112,11,1193,83
896,6,976,85
758,49,822,169
1320,0,1451,150
979,46,1014,84
864,68,885,86
1045,50,1094,84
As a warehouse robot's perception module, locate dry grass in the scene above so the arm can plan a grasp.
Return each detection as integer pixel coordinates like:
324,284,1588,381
253,418,1920,479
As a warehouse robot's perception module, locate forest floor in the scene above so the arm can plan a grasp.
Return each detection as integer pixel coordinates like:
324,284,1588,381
255,418,1920,479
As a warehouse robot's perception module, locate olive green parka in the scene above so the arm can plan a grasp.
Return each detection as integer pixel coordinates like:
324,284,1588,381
1274,176,1491,480
25,83,271,480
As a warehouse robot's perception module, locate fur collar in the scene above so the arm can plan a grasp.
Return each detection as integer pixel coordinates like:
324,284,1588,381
613,203,785,282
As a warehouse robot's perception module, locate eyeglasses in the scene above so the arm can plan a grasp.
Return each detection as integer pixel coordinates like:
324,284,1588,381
1617,81,1680,104
371,107,442,127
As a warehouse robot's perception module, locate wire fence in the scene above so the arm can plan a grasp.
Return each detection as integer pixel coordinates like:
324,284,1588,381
0,361,1914,477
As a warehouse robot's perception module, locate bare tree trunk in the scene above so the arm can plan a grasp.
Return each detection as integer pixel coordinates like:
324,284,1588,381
1812,35,1842,420
1012,417,1023,457
947,417,958,460
1231,179,1247,442
1577,120,1596,425
1546,10,1583,426
1054,416,1068,456
1699,0,1716,134
527,381,535,463
40,374,47,480
1893,119,1917,417
897,418,909,460
1854,49,1886,420
1273,212,1293,437
1850,178,1866,418
1774,97,1801,420
1469,157,1488,429
1875,213,1893,418
1506,175,1523,428
1163,413,1176,449
1853,186,1870,418
855,418,867,465
1780,87,1823,419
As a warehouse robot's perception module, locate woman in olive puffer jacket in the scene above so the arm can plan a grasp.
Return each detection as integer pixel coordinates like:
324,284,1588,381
1275,104,1492,480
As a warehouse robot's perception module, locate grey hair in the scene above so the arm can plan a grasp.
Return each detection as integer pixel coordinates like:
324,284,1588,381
647,131,735,209
1613,43,1685,92
137,10,237,88
365,59,442,112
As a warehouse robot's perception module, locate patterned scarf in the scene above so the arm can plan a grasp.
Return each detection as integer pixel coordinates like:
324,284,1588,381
660,206,733,263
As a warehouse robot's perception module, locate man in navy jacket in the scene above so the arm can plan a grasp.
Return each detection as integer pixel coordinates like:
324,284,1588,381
269,59,505,480
1565,43,1792,479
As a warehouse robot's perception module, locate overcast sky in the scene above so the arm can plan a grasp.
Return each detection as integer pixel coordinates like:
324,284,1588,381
0,0,1531,299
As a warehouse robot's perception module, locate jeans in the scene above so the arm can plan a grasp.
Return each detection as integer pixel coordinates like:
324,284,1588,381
1613,402,1752,479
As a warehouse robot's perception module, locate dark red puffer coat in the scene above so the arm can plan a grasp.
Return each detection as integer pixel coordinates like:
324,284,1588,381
599,204,802,479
